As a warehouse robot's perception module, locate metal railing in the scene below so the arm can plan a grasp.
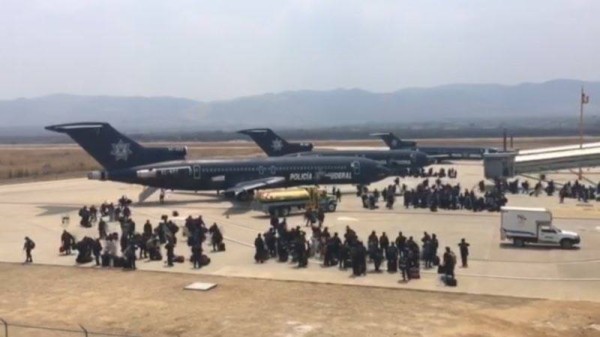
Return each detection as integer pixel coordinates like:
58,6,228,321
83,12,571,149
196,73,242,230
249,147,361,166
0,318,140,337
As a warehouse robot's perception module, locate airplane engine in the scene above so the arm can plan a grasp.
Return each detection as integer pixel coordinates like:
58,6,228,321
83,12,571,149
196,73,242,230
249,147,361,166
136,169,157,179
167,146,188,157
145,146,188,162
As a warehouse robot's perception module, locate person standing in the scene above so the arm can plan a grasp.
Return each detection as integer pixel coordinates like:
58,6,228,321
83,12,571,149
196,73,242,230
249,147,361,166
254,234,266,263
98,219,107,239
23,237,35,263
165,239,175,267
398,251,408,282
61,230,74,255
92,238,102,266
317,208,325,227
442,247,456,279
458,238,470,268
159,189,165,204
192,241,203,269
379,232,389,258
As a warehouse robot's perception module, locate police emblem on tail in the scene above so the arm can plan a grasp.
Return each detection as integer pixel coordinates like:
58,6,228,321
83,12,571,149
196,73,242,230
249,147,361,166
111,139,132,161
271,138,283,152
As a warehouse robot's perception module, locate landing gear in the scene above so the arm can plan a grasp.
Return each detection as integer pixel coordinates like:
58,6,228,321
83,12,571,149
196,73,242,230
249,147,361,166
236,190,254,202
277,207,290,217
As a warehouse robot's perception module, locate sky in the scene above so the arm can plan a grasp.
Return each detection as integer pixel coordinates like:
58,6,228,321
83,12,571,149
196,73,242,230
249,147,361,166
1,0,599,101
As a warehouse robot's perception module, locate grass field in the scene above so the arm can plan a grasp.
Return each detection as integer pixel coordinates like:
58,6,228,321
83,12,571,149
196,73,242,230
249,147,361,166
1,263,598,337
0,136,598,183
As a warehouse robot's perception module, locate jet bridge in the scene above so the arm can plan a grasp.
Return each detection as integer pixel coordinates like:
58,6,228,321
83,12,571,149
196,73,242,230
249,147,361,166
484,143,600,179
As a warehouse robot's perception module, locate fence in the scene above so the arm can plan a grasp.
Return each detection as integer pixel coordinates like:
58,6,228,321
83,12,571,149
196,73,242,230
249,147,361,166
0,318,140,337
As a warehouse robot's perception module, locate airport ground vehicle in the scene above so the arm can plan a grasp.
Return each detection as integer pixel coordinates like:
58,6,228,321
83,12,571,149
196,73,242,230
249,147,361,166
252,187,337,217
500,206,580,249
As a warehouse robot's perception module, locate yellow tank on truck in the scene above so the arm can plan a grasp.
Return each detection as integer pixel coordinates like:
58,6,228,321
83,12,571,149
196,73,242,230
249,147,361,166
256,188,311,202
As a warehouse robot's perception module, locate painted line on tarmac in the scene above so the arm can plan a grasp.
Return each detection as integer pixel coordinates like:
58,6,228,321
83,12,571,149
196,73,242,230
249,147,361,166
440,271,600,282
336,216,358,222
470,258,600,265
336,208,600,222
302,258,600,282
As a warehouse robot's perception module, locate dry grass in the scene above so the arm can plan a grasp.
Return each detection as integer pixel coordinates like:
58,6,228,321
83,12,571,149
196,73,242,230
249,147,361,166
1,263,598,337
0,137,597,183
0,146,264,183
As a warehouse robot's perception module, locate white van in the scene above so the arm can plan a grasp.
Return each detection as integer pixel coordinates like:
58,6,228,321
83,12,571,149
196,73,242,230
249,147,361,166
500,206,580,249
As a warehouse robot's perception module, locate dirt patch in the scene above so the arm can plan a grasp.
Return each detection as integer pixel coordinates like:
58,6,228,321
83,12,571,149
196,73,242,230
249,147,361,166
0,263,598,337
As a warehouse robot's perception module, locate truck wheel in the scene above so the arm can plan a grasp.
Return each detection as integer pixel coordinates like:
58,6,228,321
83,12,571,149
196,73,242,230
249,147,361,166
513,238,525,248
278,207,290,217
327,202,337,212
560,239,573,249
237,191,250,202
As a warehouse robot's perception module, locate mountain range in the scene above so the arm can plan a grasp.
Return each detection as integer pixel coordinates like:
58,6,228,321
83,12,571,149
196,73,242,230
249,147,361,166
0,79,598,135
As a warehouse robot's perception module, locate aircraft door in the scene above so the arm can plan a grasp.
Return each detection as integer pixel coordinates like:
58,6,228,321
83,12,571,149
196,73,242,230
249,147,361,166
193,165,201,180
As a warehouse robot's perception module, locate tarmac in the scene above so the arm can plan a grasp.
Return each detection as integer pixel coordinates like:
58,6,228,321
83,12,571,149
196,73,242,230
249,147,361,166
1,161,599,302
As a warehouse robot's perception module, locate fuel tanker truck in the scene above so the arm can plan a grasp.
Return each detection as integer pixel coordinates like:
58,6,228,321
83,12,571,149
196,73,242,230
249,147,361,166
252,187,338,217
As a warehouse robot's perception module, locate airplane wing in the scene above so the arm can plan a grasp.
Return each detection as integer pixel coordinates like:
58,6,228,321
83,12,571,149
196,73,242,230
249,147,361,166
428,154,450,160
225,176,286,195
389,160,412,166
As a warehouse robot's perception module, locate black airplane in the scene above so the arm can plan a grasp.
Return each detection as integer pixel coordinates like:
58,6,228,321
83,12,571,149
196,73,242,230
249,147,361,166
238,128,431,173
45,123,390,200
237,128,313,157
372,132,499,160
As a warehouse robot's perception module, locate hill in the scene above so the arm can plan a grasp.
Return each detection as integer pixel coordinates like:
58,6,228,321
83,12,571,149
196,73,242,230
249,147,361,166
0,79,598,134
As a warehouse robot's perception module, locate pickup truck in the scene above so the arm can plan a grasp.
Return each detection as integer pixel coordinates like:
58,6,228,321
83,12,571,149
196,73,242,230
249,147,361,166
500,206,580,249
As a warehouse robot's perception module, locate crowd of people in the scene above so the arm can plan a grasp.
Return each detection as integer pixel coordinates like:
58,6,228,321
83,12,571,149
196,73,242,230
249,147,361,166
254,215,468,286
402,178,507,212
559,180,600,202
24,167,482,287
357,176,507,213
501,178,600,203
396,167,459,179
47,196,226,270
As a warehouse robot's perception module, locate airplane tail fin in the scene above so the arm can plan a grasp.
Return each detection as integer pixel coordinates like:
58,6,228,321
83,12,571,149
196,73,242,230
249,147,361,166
371,132,416,150
45,122,187,170
238,128,313,156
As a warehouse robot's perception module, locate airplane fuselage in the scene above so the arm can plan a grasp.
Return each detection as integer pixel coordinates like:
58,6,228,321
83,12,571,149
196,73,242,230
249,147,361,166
413,146,498,159
91,156,389,191
285,149,431,171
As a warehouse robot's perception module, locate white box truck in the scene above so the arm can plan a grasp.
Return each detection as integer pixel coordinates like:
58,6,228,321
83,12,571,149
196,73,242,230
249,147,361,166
500,206,580,249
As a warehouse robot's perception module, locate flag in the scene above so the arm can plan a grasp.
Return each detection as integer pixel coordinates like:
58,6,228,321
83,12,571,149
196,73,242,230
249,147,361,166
582,92,590,104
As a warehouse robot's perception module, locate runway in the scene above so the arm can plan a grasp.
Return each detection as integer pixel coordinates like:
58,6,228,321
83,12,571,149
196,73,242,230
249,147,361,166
0,162,599,302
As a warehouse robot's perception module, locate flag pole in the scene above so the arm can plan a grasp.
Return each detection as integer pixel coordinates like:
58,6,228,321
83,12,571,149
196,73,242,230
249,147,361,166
578,86,584,180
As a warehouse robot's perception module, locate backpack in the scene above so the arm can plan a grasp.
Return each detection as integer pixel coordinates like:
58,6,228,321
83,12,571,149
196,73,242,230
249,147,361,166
29,241,36,250
450,252,457,265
